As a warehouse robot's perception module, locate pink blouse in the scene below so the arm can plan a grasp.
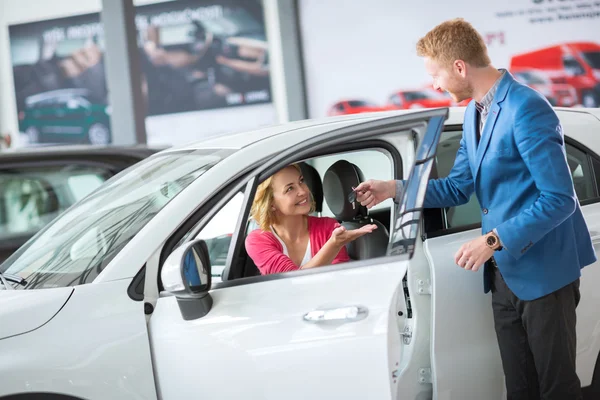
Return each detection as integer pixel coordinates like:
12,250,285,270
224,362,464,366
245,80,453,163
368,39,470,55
245,216,351,275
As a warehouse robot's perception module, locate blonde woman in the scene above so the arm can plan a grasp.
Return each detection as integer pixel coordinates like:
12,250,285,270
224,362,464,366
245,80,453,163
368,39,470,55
245,164,377,275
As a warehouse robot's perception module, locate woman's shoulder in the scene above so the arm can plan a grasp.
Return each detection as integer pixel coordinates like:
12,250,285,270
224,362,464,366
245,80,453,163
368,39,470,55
246,229,281,257
246,228,277,244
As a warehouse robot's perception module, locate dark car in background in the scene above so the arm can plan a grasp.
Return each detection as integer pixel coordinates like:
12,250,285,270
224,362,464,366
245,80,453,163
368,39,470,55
19,88,112,145
0,145,160,263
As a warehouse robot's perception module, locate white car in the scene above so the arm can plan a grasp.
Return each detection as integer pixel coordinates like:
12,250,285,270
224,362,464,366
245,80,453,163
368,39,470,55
1,107,599,400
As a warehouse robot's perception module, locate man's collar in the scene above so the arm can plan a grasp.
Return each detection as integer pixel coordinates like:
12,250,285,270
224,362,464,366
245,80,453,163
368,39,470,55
475,69,506,112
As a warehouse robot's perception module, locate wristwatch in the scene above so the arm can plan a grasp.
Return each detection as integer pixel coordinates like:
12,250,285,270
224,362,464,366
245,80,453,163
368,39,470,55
485,231,502,251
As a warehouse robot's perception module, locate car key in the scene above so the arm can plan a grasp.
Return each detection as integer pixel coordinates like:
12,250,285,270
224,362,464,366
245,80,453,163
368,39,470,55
347,189,357,203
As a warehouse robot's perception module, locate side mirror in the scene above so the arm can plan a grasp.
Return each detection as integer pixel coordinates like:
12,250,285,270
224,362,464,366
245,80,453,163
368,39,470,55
161,239,213,320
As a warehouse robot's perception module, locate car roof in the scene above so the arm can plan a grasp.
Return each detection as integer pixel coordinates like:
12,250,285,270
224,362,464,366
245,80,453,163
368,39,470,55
25,88,91,104
170,106,600,153
566,42,600,51
168,108,466,152
0,144,165,164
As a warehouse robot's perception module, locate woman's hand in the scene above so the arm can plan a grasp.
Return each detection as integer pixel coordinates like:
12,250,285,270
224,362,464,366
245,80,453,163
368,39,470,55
330,223,378,247
300,222,377,270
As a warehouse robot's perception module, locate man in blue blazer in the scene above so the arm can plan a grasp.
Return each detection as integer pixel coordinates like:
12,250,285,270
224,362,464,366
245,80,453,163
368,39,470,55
355,18,595,400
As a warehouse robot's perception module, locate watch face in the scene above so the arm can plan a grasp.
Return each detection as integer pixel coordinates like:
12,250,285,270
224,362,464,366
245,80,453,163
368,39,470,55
487,235,497,246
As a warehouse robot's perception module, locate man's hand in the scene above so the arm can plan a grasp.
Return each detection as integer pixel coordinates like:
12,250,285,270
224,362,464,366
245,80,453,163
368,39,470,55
353,180,397,209
454,235,494,272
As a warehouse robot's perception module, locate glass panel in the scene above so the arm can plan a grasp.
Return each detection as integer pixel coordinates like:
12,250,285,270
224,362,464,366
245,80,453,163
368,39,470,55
415,117,444,162
310,149,393,215
347,100,377,107
196,192,244,282
390,114,445,256
1,149,232,290
565,144,594,201
0,166,111,240
436,130,482,230
67,174,106,202
563,56,585,76
582,51,600,69
592,158,600,197
389,161,433,256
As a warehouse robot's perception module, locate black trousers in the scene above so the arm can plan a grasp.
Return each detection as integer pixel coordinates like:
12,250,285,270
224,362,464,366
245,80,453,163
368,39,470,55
491,265,581,400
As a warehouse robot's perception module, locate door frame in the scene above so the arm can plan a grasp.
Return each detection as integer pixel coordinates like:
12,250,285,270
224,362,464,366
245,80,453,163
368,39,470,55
155,109,449,292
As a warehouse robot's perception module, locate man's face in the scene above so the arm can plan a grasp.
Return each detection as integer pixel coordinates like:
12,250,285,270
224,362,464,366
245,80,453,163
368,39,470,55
424,57,471,103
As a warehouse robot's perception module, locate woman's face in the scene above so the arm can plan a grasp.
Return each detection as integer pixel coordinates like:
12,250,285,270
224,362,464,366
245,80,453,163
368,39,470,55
270,166,311,218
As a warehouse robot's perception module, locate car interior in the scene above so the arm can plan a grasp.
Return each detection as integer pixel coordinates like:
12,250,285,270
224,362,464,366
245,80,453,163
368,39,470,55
217,148,396,283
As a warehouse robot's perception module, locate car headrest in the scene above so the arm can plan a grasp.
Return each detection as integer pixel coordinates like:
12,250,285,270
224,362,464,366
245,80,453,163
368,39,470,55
299,162,323,214
323,160,368,221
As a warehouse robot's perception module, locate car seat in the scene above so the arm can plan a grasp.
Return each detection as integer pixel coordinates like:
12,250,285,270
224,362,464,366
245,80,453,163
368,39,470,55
323,160,389,260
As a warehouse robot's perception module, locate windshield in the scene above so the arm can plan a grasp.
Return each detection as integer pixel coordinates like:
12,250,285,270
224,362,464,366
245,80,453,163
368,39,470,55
0,149,230,290
514,71,547,84
582,51,600,69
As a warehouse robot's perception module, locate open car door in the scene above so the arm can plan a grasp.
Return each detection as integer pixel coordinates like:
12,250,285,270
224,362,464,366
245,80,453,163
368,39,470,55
386,109,446,399
149,108,448,400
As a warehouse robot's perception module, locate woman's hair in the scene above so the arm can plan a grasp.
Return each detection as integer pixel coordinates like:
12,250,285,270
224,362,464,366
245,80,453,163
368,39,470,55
250,164,315,232
416,18,490,68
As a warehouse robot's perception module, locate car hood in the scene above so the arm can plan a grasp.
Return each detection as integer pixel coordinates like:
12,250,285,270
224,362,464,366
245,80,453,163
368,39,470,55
0,287,73,340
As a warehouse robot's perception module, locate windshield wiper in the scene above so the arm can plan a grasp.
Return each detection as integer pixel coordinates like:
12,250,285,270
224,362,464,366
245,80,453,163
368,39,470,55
0,272,27,289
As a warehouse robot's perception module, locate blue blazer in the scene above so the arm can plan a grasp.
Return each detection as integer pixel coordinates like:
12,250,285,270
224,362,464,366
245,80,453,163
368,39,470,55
424,71,596,300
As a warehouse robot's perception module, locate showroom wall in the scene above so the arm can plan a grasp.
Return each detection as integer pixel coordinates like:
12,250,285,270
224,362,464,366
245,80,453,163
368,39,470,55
0,0,294,148
298,0,600,118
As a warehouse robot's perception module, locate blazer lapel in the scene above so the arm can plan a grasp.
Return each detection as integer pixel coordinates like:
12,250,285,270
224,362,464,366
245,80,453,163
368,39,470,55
467,105,478,162
473,103,501,178
473,71,514,180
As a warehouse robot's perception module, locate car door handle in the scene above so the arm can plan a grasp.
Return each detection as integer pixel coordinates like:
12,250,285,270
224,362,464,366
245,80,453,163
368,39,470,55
303,305,368,323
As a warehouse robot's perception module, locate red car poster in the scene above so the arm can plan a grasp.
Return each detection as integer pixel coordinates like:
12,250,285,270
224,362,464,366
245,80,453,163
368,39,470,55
298,0,600,118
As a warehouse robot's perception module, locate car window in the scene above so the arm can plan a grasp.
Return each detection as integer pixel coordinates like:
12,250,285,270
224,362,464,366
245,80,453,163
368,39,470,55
0,165,111,240
591,158,600,195
389,94,402,106
403,91,428,101
68,173,107,202
582,51,600,69
308,149,394,215
347,100,376,108
193,192,245,283
563,56,585,76
432,130,482,230
176,150,394,285
567,144,595,201
434,131,600,233
0,149,232,290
